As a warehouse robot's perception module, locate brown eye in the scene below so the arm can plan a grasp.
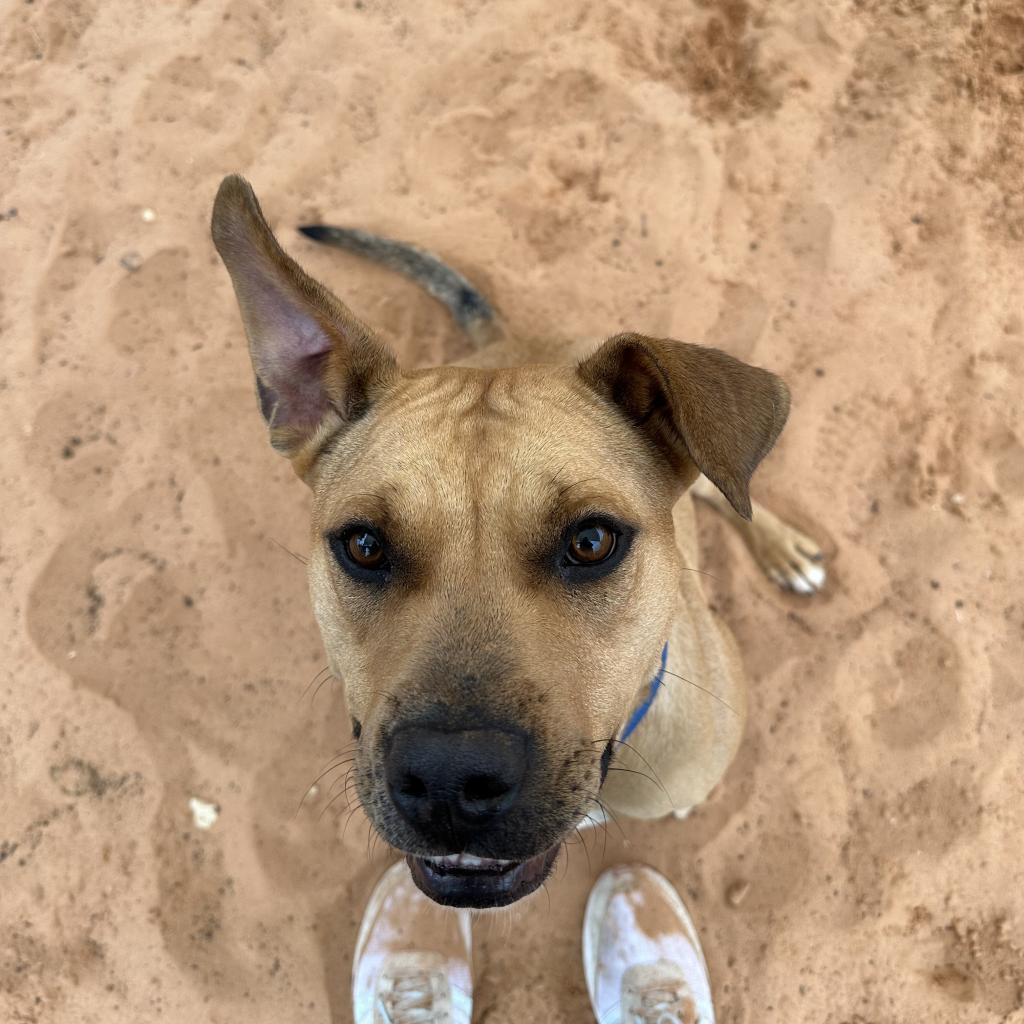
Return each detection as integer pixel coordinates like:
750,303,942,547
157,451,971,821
567,522,616,565
346,529,385,569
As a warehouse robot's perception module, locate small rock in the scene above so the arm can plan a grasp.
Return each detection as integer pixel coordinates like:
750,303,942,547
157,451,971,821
726,880,750,907
120,251,143,272
141,208,156,223
188,796,220,830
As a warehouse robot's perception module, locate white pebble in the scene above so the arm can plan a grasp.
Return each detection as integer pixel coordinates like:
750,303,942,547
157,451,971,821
188,796,219,830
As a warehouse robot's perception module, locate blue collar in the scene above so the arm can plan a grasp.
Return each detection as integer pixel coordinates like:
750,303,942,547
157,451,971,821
619,643,668,742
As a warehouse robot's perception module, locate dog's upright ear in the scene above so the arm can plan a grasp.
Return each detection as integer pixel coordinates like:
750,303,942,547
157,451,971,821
577,332,790,519
211,175,398,468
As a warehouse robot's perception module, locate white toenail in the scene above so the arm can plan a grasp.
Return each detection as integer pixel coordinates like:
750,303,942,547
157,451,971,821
804,564,826,589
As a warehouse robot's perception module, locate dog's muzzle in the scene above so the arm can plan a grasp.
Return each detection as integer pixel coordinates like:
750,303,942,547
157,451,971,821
384,722,561,907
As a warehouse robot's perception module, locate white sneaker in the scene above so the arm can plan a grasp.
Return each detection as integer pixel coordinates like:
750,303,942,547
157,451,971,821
353,861,473,1024
583,864,715,1024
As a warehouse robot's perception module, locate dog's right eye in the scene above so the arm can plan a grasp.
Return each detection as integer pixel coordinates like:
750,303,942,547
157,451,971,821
566,522,616,564
329,525,390,579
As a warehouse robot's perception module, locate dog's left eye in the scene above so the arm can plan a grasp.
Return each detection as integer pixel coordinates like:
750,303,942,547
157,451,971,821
565,521,617,566
347,529,385,568
329,525,390,579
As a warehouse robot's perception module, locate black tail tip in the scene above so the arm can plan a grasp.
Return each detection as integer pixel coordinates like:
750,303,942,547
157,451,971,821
297,224,331,242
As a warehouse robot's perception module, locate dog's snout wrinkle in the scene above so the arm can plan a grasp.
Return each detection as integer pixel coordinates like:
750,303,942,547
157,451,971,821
386,726,528,845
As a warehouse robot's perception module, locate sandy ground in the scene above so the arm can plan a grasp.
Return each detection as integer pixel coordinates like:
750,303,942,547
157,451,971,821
2,0,1023,1021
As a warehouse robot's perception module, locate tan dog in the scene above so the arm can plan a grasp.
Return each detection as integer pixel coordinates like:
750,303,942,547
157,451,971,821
211,176,825,909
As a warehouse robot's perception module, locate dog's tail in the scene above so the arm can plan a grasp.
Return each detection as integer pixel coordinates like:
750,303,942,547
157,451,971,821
297,224,500,347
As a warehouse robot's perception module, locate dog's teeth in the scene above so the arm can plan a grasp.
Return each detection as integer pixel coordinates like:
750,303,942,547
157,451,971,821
424,853,515,869
427,855,461,867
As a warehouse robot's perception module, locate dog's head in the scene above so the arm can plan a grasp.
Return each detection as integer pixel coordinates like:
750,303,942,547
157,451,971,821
212,176,789,907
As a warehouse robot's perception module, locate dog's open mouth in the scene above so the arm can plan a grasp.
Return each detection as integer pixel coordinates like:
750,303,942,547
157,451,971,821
406,847,560,908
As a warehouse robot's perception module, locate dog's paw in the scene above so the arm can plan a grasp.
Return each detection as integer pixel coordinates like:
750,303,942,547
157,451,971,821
747,514,827,596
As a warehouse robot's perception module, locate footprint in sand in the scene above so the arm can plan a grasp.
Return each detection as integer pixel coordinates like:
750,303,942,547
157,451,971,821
810,393,879,516
33,205,115,366
836,622,965,750
26,517,171,693
24,503,250,988
25,390,121,506
604,0,782,121
108,246,193,358
133,1,284,163
1,0,97,65
780,201,833,277
206,0,287,67
150,786,245,996
990,427,1024,498
136,56,239,135
872,629,965,750
409,62,691,266
990,654,1023,711
880,764,979,860
728,811,813,916
704,282,769,361
931,913,1024,1017
842,762,979,916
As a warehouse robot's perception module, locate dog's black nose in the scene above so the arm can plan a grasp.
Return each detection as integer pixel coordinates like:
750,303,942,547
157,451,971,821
386,726,528,841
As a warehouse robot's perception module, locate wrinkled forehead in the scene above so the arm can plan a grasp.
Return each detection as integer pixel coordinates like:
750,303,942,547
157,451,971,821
311,365,666,528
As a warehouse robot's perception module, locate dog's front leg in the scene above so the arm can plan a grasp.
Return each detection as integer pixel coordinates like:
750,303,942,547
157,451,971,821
690,475,827,595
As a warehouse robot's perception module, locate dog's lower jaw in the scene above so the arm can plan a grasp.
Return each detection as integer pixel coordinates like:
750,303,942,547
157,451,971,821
406,846,560,908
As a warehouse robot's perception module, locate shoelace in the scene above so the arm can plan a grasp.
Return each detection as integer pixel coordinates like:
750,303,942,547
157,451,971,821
634,982,700,1024
378,969,446,1023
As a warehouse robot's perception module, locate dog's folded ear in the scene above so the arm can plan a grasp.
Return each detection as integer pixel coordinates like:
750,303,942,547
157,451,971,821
211,175,398,465
577,332,790,519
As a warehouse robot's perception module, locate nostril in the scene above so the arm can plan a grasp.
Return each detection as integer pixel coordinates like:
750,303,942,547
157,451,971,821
399,773,428,800
458,771,521,821
462,773,511,804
